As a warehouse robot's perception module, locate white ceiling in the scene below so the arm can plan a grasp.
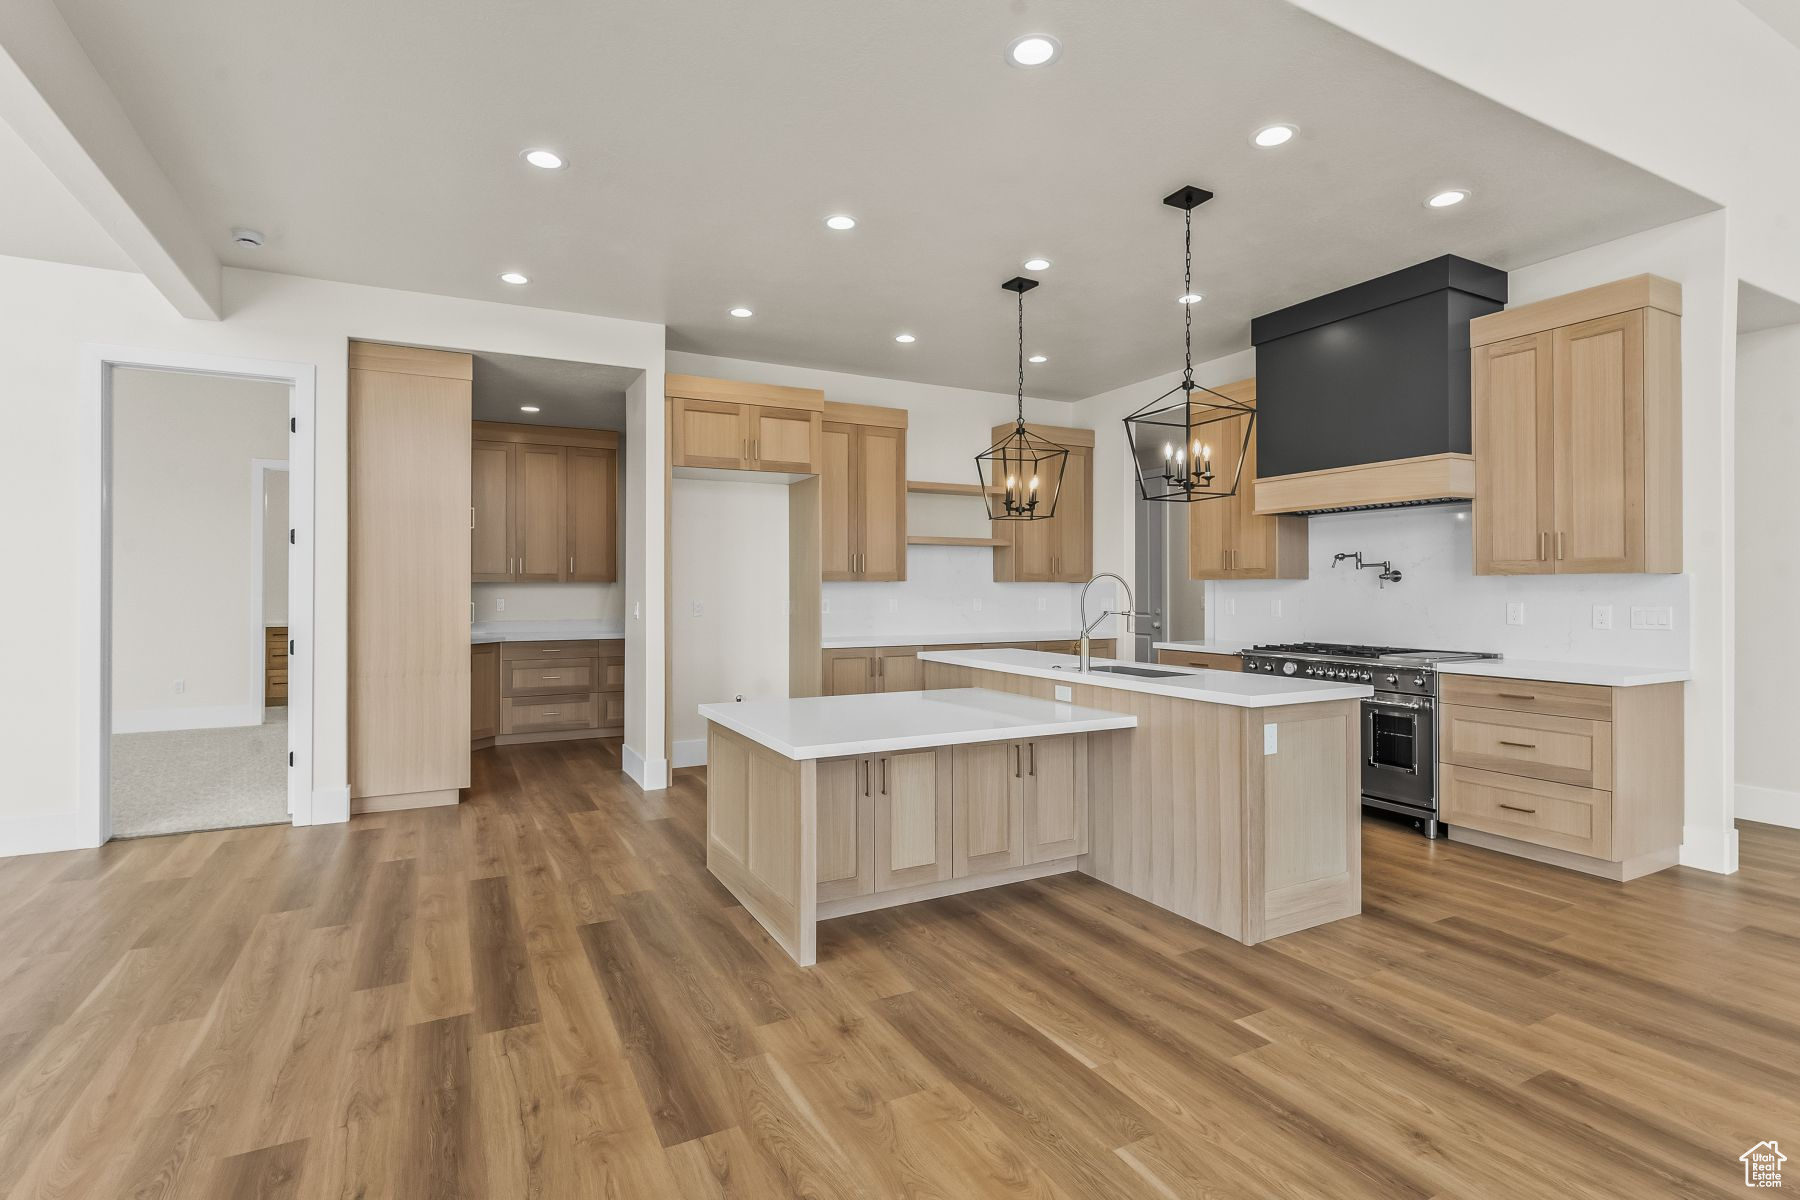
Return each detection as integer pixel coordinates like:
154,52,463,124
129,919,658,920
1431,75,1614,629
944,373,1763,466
48,0,1712,400
1738,280,1800,334
470,351,635,430
0,116,132,271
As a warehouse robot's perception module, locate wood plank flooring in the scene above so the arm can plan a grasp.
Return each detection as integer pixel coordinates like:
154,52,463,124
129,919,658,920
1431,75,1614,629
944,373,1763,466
2,738,1797,1197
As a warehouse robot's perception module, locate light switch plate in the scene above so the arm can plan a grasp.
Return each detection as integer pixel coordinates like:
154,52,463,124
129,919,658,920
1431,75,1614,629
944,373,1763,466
1054,684,1072,702
972,598,983,613
1271,598,1283,617
1592,604,1614,630
1263,725,1278,756
1506,602,1526,626
495,597,505,612
1630,605,1674,631
691,600,704,618
1037,596,1047,612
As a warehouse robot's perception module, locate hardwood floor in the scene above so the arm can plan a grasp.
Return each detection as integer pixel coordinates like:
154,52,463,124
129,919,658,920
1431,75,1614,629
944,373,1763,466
2,738,1797,1198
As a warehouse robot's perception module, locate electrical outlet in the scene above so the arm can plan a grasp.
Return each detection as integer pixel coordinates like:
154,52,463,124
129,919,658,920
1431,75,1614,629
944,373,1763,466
1054,684,1072,702
495,596,505,612
1263,725,1278,756
972,598,983,613
1630,605,1674,631
887,598,898,614
1592,605,1614,630
633,601,641,620
1225,597,1237,616
1037,596,1047,612
822,598,830,614
1506,602,1526,626
173,678,185,695
691,600,704,618
1271,598,1283,617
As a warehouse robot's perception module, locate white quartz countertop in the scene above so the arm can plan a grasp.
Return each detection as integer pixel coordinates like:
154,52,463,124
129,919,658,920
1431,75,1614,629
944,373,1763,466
919,648,1372,708
471,620,624,645
1438,658,1692,688
699,687,1137,760
820,629,1094,649
1152,639,1248,655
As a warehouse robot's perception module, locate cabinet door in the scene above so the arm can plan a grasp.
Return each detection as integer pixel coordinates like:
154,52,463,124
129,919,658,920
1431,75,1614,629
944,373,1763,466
1228,414,1281,578
748,405,818,473
1473,333,1555,575
1023,736,1085,862
674,398,748,469
817,756,874,901
472,440,514,581
875,649,922,693
875,749,953,891
1554,311,1644,573
1053,446,1092,580
470,644,500,741
1187,473,1235,580
513,445,567,581
858,425,907,581
820,422,856,580
565,447,617,582
823,650,875,696
953,742,1025,877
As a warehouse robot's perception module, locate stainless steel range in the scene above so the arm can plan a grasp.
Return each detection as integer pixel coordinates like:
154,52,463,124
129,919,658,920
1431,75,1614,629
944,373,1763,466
1240,642,1500,837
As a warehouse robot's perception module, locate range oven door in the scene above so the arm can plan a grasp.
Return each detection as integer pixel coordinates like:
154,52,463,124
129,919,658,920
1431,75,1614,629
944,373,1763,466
1361,693,1436,814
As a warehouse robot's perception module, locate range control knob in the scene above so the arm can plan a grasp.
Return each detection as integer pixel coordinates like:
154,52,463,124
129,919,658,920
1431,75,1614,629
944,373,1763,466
1413,675,1426,686
1385,674,1398,685
1282,661,1297,676
1360,671,1372,682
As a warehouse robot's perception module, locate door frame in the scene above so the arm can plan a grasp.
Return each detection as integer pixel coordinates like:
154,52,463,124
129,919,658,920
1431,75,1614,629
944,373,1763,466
249,458,289,734
80,345,319,845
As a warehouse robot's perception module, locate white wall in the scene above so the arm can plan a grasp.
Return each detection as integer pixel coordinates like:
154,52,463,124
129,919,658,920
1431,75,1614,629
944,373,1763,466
472,582,625,625
110,367,288,729
665,350,1090,641
1735,321,1800,829
0,254,666,852
262,467,288,626
669,477,791,764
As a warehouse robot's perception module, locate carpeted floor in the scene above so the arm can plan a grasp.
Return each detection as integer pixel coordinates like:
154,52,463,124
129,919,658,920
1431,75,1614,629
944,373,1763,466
109,707,289,837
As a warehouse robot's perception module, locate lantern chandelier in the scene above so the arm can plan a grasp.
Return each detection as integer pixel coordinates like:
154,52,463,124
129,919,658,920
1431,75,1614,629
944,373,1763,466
977,276,1068,521
1124,185,1255,504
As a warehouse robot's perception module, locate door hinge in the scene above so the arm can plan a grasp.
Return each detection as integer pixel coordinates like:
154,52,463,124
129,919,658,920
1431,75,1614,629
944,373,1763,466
289,528,296,545
288,751,295,767
288,639,295,655
290,417,297,433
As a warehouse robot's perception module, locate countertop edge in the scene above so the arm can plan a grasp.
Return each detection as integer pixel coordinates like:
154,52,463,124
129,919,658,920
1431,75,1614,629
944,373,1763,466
919,649,1374,708
1437,659,1693,687
698,702,1138,761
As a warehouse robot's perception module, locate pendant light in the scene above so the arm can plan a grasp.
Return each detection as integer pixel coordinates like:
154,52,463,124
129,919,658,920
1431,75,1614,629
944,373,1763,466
1124,185,1255,504
977,276,1068,520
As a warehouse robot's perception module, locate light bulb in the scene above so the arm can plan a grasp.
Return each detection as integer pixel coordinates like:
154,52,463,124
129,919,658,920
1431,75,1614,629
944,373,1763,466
1029,475,1039,492
1163,443,1174,460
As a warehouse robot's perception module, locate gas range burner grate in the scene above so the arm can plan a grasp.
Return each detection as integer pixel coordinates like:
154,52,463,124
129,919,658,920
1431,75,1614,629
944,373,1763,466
1251,642,1421,659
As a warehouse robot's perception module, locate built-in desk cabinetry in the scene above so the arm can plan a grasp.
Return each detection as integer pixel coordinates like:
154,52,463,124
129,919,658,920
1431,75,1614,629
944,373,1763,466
472,423,619,583
471,639,624,748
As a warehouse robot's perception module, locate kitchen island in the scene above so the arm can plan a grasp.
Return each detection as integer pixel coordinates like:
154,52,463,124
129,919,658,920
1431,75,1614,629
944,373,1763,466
919,648,1371,947
701,688,1137,965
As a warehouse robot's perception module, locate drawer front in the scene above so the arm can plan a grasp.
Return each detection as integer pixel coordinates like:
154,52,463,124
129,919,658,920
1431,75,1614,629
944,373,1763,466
1441,704,1613,789
598,658,626,691
502,693,599,734
1441,764,1614,859
507,662,596,694
599,693,626,728
1157,650,1243,672
1036,639,1114,657
1440,674,1612,721
499,639,614,662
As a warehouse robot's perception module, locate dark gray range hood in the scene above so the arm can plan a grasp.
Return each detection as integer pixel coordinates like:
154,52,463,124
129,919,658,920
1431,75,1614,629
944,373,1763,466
1250,255,1508,514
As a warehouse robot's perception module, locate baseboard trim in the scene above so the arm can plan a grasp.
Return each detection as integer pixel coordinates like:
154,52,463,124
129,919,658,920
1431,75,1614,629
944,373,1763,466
309,785,351,825
0,810,96,858
1446,826,1679,881
672,738,707,768
622,744,670,792
1736,783,1800,831
350,787,459,815
1679,821,1740,874
818,858,1076,920
112,704,265,734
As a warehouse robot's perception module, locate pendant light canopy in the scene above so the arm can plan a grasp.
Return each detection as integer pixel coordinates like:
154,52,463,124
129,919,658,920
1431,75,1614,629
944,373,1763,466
978,276,1067,521
1124,185,1255,504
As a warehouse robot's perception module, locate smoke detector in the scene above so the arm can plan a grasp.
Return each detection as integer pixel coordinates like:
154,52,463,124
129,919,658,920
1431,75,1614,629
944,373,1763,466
230,227,265,248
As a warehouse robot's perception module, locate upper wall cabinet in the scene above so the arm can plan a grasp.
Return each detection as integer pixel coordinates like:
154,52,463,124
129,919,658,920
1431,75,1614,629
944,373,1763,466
1186,378,1308,581
667,373,823,475
1470,274,1681,576
989,422,1094,583
472,422,620,584
821,401,908,582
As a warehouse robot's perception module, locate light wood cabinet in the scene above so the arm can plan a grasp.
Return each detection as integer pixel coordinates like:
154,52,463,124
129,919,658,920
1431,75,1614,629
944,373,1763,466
821,404,908,582
470,425,619,583
264,626,288,706
470,644,500,741
1439,673,1682,880
1022,735,1085,863
815,748,954,898
990,424,1095,583
472,638,625,748
1470,275,1682,575
952,736,1084,876
816,757,873,901
821,646,926,696
1186,380,1308,580
1157,649,1243,671
668,375,825,475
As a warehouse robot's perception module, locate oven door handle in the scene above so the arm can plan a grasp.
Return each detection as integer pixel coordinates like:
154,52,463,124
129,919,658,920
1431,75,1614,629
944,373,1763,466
1367,696,1433,712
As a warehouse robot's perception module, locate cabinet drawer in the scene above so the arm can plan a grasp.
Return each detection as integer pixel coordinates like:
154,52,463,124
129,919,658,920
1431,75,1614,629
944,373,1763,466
501,693,599,734
599,693,625,728
1441,705,1613,789
1441,765,1613,859
1440,674,1612,721
598,657,626,691
507,662,596,694
499,640,606,662
1157,650,1242,671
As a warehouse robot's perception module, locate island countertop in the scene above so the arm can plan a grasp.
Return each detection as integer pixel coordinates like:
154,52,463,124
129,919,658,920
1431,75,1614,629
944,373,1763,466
698,687,1137,760
916,647,1372,707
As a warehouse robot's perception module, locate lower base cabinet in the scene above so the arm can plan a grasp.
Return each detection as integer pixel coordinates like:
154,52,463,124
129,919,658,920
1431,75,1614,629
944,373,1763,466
472,638,624,747
818,734,1085,901
822,640,1115,697
1156,649,1243,672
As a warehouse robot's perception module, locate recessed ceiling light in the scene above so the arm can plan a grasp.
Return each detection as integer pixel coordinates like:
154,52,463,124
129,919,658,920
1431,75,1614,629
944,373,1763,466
1028,354,1048,364
1023,257,1051,271
894,333,916,344
729,306,753,318
1252,124,1296,148
1007,34,1061,67
230,227,264,248
499,271,529,285
521,148,565,170
1426,189,1470,208
825,214,857,231
520,406,541,413
1179,293,1203,304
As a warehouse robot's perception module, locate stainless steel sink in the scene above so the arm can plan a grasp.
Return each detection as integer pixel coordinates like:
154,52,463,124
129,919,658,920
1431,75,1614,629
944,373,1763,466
1086,664,1188,679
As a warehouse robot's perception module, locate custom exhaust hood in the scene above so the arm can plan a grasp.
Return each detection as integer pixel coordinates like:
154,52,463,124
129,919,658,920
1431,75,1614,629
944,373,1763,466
1250,255,1508,515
